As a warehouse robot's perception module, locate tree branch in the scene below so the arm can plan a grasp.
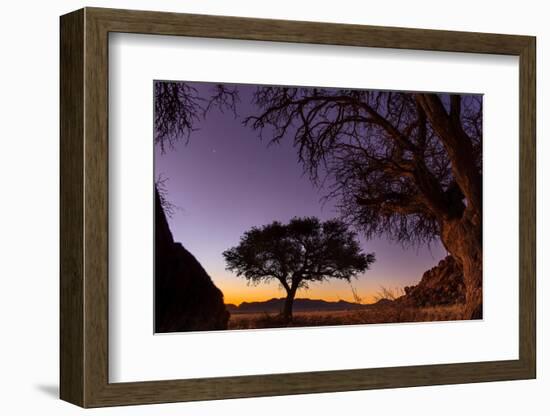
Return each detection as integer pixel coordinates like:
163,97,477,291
415,93,482,216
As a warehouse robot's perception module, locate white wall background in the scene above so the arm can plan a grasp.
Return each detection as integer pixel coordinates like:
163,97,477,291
0,0,546,414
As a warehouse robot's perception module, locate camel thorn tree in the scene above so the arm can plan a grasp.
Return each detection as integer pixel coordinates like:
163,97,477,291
223,217,375,323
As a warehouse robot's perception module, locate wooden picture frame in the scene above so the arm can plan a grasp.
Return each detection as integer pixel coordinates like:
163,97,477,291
60,7,536,408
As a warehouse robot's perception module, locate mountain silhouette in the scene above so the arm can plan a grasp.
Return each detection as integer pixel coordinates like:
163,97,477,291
226,298,367,314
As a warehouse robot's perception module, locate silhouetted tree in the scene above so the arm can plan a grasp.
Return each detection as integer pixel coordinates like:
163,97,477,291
155,81,239,152
223,217,375,322
245,88,483,319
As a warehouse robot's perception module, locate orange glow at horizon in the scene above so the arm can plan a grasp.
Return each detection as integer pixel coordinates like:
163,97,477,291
214,274,397,306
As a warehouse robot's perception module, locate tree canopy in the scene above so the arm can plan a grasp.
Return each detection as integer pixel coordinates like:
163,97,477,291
223,217,374,321
245,88,482,247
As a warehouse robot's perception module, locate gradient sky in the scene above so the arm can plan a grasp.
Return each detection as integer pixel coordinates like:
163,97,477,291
155,82,447,305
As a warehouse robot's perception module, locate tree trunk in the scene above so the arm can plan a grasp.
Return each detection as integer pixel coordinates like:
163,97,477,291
282,286,298,323
440,211,482,320
416,94,483,320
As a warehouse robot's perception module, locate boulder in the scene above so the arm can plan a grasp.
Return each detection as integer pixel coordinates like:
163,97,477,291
398,256,465,307
154,189,229,332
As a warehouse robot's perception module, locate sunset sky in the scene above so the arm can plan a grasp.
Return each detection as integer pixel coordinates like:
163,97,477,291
155,82,448,306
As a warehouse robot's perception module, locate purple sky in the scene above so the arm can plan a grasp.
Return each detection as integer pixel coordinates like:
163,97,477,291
155,82,447,305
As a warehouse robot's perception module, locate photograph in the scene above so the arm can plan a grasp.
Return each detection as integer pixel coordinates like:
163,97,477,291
153,80,483,333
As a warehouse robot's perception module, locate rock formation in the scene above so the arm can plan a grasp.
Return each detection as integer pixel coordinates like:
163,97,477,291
398,256,466,308
154,189,229,332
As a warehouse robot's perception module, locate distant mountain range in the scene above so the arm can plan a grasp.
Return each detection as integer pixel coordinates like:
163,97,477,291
225,298,371,314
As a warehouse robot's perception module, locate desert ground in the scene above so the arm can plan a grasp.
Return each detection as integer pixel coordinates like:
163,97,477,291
228,303,467,330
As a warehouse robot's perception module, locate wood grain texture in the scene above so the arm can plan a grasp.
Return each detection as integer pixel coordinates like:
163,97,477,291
83,10,110,406
59,8,84,407
59,7,537,408
89,7,532,54
518,38,537,376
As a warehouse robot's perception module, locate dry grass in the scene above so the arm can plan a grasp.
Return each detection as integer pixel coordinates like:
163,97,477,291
228,303,467,330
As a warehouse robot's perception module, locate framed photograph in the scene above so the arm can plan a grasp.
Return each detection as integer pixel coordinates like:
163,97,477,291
60,7,536,407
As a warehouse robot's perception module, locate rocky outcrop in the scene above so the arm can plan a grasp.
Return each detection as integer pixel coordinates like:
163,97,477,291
398,256,466,307
155,189,229,332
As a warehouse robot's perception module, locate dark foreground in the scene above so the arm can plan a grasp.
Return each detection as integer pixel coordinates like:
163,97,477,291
228,303,467,330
